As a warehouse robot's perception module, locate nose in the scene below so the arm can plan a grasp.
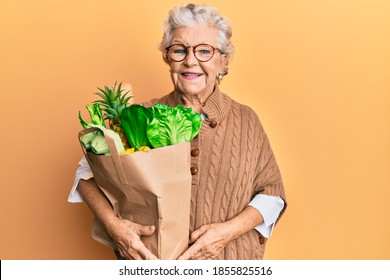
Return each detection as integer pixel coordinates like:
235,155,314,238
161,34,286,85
183,47,198,65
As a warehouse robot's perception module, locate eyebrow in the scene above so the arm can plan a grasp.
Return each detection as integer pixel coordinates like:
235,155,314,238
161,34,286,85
170,40,214,46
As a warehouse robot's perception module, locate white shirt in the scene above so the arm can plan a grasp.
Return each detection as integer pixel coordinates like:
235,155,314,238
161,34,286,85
68,157,284,238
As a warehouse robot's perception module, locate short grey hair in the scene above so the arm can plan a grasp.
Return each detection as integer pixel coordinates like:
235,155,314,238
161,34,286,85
159,3,234,77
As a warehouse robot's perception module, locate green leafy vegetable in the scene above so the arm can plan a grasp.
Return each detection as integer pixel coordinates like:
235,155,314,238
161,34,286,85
81,125,125,155
90,134,109,155
80,132,96,149
120,104,153,151
79,103,107,151
147,104,202,148
78,103,106,129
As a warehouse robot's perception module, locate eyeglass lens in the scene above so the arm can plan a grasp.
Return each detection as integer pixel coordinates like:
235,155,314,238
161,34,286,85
168,44,215,62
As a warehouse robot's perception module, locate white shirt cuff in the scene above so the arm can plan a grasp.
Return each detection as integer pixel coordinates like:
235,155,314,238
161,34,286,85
67,156,93,203
248,194,285,238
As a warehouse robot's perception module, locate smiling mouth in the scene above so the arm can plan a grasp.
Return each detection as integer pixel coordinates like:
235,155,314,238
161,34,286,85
181,72,202,77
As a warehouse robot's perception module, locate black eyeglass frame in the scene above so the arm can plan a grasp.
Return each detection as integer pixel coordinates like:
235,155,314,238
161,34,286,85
165,43,222,62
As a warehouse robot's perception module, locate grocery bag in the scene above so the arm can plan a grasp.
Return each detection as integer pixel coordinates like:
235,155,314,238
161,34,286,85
78,126,192,259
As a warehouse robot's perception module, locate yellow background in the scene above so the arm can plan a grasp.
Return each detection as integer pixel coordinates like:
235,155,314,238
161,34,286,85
1,0,389,259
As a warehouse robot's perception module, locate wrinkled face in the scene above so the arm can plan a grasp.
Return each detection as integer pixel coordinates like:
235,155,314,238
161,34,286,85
167,24,227,99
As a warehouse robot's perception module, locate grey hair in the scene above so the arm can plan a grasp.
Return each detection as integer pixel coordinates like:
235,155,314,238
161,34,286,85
159,3,234,77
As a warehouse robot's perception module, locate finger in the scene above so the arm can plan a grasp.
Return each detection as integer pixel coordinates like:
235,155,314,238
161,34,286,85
140,248,158,260
116,238,145,260
186,247,213,260
189,226,207,243
145,253,159,260
115,250,126,260
132,240,158,260
177,250,191,260
128,249,143,260
192,249,216,260
135,225,155,236
189,246,211,260
177,243,201,260
118,247,142,260
194,254,207,260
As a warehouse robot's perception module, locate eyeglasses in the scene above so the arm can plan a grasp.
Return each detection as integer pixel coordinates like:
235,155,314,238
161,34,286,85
165,43,222,62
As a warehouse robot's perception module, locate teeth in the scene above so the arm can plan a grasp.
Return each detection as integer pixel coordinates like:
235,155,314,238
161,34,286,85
183,73,200,76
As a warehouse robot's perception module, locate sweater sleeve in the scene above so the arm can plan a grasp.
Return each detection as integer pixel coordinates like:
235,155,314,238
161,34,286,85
252,113,287,221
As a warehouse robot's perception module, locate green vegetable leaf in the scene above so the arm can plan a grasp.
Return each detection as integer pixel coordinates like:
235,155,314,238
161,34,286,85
120,104,153,151
79,103,106,128
90,134,110,155
78,111,89,129
147,104,202,148
82,125,124,155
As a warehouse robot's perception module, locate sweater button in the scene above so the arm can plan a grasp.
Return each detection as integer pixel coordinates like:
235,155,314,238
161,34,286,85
191,148,199,157
209,121,217,128
259,236,265,244
190,166,198,175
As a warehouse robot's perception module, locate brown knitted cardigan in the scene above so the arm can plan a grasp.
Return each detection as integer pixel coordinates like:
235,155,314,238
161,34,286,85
144,86,287,259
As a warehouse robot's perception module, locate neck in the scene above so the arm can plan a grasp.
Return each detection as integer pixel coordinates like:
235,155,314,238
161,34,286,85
177,85,217,113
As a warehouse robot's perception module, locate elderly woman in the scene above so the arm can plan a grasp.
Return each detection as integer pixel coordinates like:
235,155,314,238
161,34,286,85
69,3,286,260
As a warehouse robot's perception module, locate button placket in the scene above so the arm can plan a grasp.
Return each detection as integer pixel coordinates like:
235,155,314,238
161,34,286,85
190,132,200,182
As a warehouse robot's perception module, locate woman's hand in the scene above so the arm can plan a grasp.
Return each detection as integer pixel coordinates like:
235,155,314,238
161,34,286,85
177,223,232,260
177,206,265,260
106,217,158,260
78,179,158,260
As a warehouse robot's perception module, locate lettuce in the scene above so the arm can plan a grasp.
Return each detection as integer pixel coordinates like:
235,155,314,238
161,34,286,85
120,104,153,151
147,104,202,148
119,104,202,150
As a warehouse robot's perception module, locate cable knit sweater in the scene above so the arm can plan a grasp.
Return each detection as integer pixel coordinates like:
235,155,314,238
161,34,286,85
144,86,287,259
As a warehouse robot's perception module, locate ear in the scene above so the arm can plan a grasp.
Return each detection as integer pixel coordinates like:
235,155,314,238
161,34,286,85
219,53,228,70
219,53,229,74
163,53,170,64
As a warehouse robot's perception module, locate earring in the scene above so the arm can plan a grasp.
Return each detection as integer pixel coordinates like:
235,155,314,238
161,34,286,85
217,73,223,80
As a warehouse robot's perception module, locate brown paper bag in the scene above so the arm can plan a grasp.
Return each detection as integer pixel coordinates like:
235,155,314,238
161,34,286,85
78,127,192,259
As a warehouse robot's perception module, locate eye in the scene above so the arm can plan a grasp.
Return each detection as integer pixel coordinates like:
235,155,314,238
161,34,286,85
173,49,186,54
169,45,187,55
199,49,211,55
195,45,213,56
